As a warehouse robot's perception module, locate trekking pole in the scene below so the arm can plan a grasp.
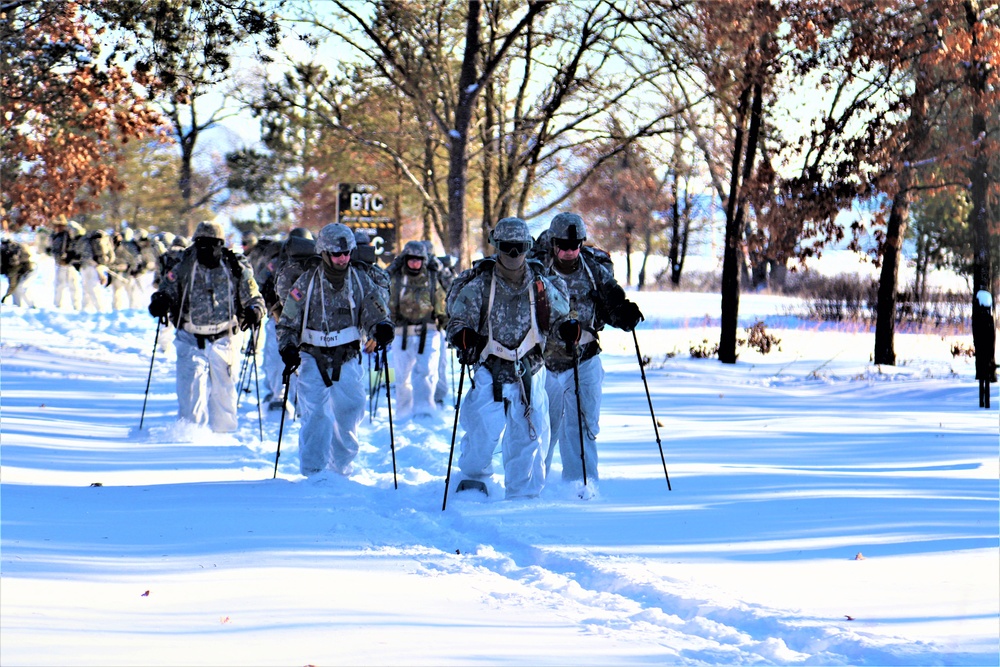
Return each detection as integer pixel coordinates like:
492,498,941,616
367,352,374,420
571,344,588,487
273,371,292,479
139,316,164,430
442,362,467,511
371,350,384,419
236,333,255,408
249,325,264,443
382,347,397,489
632,329,671,490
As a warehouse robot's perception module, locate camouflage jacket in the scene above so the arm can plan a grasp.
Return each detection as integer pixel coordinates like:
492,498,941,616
538,253,629,372
447,257,569,381
155,247,263,334
276,263,390,354
389,267,447,328
47,230,79,265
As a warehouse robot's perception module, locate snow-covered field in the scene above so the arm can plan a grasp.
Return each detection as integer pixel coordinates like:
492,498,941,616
1,258,998,666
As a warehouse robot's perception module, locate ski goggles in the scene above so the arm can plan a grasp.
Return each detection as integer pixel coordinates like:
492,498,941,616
553,238,583,251
497,240,530,257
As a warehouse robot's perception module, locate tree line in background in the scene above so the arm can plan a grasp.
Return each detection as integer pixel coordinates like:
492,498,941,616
1,0,996,369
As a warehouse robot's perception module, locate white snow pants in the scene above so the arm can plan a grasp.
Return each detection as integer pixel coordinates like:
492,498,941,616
5,271,37,307
296,351,365,476
109,275,132,310
458,365,550,499
392,329,441,418
174,329,239,433
545,355,604,483
262,317,285,402
54,264,81,310
435,332,450,405
80,263,107,312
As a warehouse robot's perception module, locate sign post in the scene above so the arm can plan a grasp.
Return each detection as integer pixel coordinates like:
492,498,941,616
336,183,396,260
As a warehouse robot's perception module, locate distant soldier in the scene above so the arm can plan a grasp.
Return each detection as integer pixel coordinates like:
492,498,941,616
972,290,996,409
446,217,570,499
388,240,448,419
78,229,114,312
46,216,82,310
148,221,265,432
109,229,140,310
1,238,37,307
433,251,457,406
535,213,643,495
276,223,394,477
265,228,317,410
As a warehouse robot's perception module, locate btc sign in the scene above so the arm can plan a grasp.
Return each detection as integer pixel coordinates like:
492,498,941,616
337,183,396,256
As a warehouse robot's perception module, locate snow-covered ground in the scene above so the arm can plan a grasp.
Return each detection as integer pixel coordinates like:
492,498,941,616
1,257,998,666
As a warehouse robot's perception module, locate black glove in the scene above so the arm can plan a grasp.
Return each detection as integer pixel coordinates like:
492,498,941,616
373,321,394,350
242,303,264,330
280,345,300,379
148,291,171,319
617,301,644,332
451,327,483,366
558,319,582,351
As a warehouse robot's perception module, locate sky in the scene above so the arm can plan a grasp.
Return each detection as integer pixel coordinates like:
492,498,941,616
1,255,997,666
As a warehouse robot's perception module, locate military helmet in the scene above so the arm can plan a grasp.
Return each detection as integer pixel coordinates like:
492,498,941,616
354,230,371,246
489,217,532,244
549,212,587,243
121,228,134,243
193,221,225,241
402,240,428,261
489,217,533,257
241,232,258,247
316,223,356,254
288,227,313,240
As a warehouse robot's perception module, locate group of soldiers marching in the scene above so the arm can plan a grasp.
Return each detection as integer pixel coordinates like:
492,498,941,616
0,216,179,312
5,212,642,501
138,214,639,501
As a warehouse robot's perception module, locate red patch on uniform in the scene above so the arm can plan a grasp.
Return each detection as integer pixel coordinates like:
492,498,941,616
289,287,303,302
166,270,176,282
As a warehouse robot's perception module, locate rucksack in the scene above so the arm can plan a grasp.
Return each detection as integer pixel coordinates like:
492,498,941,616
1,240,30,277
445,256,551,332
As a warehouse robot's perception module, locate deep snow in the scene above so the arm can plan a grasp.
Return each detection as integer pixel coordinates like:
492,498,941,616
1,256,998,666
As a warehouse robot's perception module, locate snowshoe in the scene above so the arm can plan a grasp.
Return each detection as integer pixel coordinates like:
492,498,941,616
456,479,489,496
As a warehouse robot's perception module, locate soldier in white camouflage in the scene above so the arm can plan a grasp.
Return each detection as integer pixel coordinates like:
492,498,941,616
78,229,114,312
447,217,570,499
148,221,266,433
276,223,394,477
47,216,82,310
536,213,643,495
389,240,448,419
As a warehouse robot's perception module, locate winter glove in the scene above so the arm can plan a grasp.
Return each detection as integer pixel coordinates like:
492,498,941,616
242,303,265,330
148,291,172,319
451,327,484,366
280,345,300,379
617,301,644,332
558,319,582,352
373,321,395,350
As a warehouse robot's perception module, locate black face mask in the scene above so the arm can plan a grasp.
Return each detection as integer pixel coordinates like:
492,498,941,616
194,238,224,268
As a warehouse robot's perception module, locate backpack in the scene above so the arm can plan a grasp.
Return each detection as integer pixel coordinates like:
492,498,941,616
445,256,551,332
80,231,114,265
1,240,31,277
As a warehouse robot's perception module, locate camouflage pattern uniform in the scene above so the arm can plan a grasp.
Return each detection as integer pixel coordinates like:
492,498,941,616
109,230,139,310
447,217,570,499
432,247,457,406
150,221,265,433
1,238,37,307
47,218,82,310
536,213,643,490
78,229,114,312
276,223,392,476
389,240,448,419
264,229,316,410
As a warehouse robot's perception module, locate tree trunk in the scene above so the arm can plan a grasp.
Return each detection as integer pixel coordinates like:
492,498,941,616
720,77,762,364
965,0,995,376
623,222,633,287
874,185,910,365
668,144,682,286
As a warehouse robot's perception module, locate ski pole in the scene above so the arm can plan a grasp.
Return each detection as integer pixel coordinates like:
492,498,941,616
250,325,263,443
139,316,164,429
367,351,374,420
442,362,467,511
372,350,384,418
273,370,292,479
571,344,588,487
382,347,397,489
632,329,671,490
